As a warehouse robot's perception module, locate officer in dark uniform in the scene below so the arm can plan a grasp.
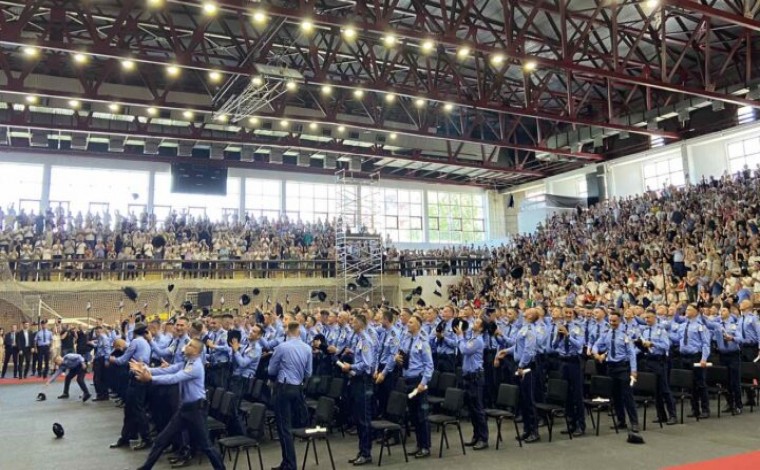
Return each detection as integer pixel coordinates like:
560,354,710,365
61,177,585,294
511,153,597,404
342,314,375,466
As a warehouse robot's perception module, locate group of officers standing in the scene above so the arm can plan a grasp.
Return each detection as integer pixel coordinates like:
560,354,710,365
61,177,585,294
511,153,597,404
41,296,760,470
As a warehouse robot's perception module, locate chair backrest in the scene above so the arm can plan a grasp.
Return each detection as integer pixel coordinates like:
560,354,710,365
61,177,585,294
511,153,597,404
251,380,264,401
428,370,440,391
327,377,345,399
246,403,267,438
317,375,332,395
495,383,520,409
436,372,457,395
305,376,321,396
210,387,225,411
706,365,728,386
385,390,408,421
220,391,237,417
442,387,465,415
394,377,407,392
245,378,257,397
546,379,568,405
740,362,759,383
315,396,336,426
669,368,694,390
633,372,657,396
590,375,614,398
548,370,563,381
584,359,596,377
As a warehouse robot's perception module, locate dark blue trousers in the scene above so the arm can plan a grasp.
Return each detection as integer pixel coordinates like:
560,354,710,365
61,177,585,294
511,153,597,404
352,375,374,458
559,357,585,432
463,372,489,442
404,377,431,450
519,367,538,436
273,383,308,470
608,362,639,426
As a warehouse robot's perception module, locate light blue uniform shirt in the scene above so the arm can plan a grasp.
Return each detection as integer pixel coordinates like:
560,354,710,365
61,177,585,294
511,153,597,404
587,320,609,349
677,319,710,361
739,313,760,346
232,339,262,378
150,359,206,404
399,332,434,386
350,331,375,375
709,318,743,353
554,322,585,357
114,336,151,365
376,326,400,373
35,329,52,347
268,337,312,385
639,324,670,356
458,334,484,374
49,353,85,382
151,334,190,364
261,325,283,351
437,319,458,355
592,327,637,372
208,328,231,364
507,323,538,369
94,333,112,358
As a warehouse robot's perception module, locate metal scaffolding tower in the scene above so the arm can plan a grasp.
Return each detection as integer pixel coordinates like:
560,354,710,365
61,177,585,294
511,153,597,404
335,170,384,306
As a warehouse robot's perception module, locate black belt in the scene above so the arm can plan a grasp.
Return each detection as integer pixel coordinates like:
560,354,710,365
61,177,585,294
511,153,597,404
558,355,581,362
181,399,207,411
463,371,484,379
276,382,304,388
719,350,741,356
645,355,666,362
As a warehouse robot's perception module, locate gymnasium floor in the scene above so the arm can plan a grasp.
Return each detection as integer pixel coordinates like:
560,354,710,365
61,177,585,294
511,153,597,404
0,379,758,470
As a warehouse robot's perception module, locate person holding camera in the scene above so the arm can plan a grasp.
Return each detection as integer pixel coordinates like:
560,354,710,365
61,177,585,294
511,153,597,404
434,306,458,372
395,314,433,459
455,317,489,450
553,308,586,436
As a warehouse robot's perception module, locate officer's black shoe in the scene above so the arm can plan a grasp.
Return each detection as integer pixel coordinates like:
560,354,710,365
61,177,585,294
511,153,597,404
348,454,362,464
58,394,69,399
698,412,710,420
516,432,530,441
629,424,640,433
560,429,574,435
686,412,699,418
524,434,541,444
353,456,372,466
406,448,421,456
572,430,586,438
733,408,743,416
473,441,489,451
666,417,678,426
464,439,478,447
722,406,733,413
109,439,128,449
132,440,152,451
170,457,192,468
414,449,430,459
92,396,109,402
82,393,92,403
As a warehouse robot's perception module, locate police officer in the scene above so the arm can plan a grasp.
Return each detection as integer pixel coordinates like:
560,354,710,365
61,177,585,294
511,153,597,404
131,338,226,470
500,307,539,443
395,314,433,459
638,310,677,425
206,317,232,388
677,305,711,419
90,325,112,401
34,320,52,379
228,324,263,436
343,314,375,466
268,321,312,470
592,311,640,432
374,309,400,419
109,322,153,450
709,307,744,415
457,318,489,450
554,308,586,436
737,300,759,406
434,306,458,372
46,353,91,401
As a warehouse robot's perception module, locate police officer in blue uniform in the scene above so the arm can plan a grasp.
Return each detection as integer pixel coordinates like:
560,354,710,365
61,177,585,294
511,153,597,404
46,353,91,401
554,308,586,436
109,322,153,450
638,310,677,425
373,309,400,419
434,306,458,373
268,321,313,470
90,325,112,401
677,305,711,419
395,314,434,459
132,338,226,470
205,317,232,388
457,318,489,449
34,320,53,378
709,307,744,414
343,314,375,466
592,310,640,432
229,324,263,436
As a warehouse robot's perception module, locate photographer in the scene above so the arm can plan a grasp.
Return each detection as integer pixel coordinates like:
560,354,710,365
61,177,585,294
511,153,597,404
455,318,489,450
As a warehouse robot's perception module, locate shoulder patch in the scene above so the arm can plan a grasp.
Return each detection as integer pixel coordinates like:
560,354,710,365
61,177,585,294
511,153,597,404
184,363,194,373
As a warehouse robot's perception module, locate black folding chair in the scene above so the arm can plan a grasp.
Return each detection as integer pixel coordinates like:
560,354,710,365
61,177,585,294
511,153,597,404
535,379,572,442
292,397,337,470
370,390,409,466
633,371,659,430
218,403,266,470
485,383,522,450
669,368,697,424
427,387,466,458
706,366,728,418
583,375,618,435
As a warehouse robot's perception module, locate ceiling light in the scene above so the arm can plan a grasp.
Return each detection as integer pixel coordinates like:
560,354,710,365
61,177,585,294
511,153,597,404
337,125,346,133
309,122,318,130
183,110,194,119
68,100,81,109
146,107,158,116
301,19,314,33
248,116,259,125
252,76,264,86
321,84,332,95
108,103,121,112
202,1,218,16
421,39,435,53
285,80,297,91
121,59,135,71
443,103,454,112
73,53,88,64
280,119,289,128
646,0,660,7
147,0,164,8
208,70,222,83
215,114,228,123
353,89,364,99
25,95,38,104
457,46,470,59
523,60,537,72
491,53,505,66
252,10,268,24
166,65,180,77
415,98,426,108
389,132,397,140
385,93,396,103
383,34,396,47
22,46,39,58
343,27,357,39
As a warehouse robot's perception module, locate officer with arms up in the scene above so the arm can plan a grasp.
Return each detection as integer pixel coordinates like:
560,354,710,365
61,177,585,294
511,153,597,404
456,318,489,450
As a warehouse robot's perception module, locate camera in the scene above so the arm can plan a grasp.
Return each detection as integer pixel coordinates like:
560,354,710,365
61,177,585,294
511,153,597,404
398,350,410,370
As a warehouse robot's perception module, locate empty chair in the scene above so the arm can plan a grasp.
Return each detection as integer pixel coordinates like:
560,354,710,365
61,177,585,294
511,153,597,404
218,403,267,470
534,379,571,442
427,387,466,458
705,366,729,418
292,397,336,470
670,368,697,424
583,375,618,435
484,383,521,450
740,362,760,412
633,371,658,430
370,391,409,466
428,372,457,408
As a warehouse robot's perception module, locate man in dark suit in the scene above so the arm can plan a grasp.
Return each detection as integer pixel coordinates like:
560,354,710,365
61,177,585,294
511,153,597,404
2,324,19,378
16,321,34,379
